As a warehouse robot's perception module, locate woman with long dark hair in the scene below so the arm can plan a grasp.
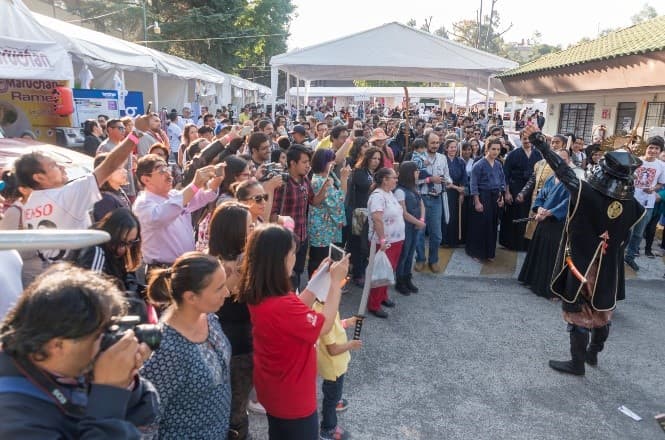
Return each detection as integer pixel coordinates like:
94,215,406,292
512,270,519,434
441,139,467,247
83,119,102,157
394,161,425,295
346,147,384,286
208,201,255,440
142,252,232,439
238,225,348,439
178,123,200,167
307,149,349,276
466,137,506,261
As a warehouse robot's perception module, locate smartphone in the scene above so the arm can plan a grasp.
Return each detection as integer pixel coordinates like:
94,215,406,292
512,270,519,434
329,243,345,262
215,163,226,177
146,101,152,114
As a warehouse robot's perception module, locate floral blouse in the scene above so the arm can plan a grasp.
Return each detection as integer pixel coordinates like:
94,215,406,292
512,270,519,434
307,173,346,247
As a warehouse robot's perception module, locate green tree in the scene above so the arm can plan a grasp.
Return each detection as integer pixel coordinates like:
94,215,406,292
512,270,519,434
631,3,658,24
62,0,295,86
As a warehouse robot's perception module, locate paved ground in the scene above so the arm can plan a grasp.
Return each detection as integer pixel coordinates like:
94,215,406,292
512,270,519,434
248,254,665,439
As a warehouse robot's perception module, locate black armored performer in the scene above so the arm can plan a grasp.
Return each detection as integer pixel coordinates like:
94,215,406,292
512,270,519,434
526,126,645,376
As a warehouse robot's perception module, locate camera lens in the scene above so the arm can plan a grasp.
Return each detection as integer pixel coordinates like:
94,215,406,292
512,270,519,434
134,324,162,350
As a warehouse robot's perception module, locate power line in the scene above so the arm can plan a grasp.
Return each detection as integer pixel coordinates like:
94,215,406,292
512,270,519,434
66,8,135,23
136,33,286,44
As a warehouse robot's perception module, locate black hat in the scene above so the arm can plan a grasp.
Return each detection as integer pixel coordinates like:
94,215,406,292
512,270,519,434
289,125,307,136
586,151,642,200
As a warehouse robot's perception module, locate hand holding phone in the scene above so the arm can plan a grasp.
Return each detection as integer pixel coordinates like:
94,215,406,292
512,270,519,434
146,101,152,114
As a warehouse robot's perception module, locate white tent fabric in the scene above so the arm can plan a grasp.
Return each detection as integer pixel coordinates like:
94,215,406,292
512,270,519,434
0,0,73,81
289,86,487,100
271,22,517,83
270,22,517,113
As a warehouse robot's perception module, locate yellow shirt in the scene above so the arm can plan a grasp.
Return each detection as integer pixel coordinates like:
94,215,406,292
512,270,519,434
239,112,250,123
316,136,332,149
313,303,351,380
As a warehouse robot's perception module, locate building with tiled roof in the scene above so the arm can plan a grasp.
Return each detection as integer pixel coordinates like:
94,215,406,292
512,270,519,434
497,16,665,143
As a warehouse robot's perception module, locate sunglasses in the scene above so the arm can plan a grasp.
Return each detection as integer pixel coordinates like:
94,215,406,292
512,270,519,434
244,194,269,203
110,125,126,131
118,238,141,247
147,165,170,175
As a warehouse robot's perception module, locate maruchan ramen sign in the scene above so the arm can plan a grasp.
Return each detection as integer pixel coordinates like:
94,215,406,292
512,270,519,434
0,79,73,142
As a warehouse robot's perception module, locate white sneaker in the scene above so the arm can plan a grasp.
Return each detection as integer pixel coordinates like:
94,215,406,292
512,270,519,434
247,399,266,414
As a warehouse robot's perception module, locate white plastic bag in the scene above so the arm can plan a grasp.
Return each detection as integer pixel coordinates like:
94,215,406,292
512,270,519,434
370,250,394,288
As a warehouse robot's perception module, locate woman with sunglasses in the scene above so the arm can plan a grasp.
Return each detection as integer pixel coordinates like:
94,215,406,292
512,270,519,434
234,180,293,231
75,208,155,322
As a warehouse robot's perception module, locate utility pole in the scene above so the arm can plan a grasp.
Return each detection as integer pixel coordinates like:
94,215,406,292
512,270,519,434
143,0,147,47
477,0,483,49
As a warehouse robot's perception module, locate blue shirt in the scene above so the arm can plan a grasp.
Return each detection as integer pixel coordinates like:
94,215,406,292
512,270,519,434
447,156,468,186
533,175,570,221
470,158,506,195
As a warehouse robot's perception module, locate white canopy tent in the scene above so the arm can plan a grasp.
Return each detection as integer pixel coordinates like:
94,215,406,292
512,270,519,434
0,0,73,82
287,86,489,105
270,22,517,115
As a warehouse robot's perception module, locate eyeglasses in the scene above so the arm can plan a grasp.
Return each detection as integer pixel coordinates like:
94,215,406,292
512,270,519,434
110,125,126,131
243,194,269,203
118,238,140,247
147,165,170,175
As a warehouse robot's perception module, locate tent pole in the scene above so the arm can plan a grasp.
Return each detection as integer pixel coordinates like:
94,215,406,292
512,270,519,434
511,96,517,131
485,76,491,112
285,74,291,109
296,77,300,115
304,80,311,115
465,86,470,113
270,66,278,119
152,72,159,112
452,83,456,114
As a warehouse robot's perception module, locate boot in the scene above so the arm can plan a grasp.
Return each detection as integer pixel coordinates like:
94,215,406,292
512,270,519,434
395,276,411,296
586,323,610,366
549,326,589,376
405,274,419,293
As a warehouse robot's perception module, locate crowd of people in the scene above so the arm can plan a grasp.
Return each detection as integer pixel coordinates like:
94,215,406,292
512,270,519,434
0,100,664,439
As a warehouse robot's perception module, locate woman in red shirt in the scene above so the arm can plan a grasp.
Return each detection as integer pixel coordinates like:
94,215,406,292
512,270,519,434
238,224,349,439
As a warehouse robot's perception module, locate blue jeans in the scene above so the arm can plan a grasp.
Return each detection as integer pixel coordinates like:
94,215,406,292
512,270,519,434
416,195,442,264
321,374,345,432
626,207,652,260
397,224,421,278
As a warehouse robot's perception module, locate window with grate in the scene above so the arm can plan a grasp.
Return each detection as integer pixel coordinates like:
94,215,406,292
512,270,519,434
614,102,636,136
643,102,665,139
558,103,595,143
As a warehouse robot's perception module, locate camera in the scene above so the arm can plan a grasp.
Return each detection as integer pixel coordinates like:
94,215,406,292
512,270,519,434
100,316,162,351
259,162,289,183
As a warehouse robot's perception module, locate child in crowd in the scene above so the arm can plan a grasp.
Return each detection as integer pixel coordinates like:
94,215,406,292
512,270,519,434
411,138,435,194
312,302,362,440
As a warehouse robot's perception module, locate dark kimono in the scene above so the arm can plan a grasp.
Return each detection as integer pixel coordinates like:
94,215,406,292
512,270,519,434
466,158,506,260
518,175,569,299
442,156,468,247
499,147,542,250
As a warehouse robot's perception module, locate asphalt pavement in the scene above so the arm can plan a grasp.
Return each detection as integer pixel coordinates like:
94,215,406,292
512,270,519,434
248,270,665,439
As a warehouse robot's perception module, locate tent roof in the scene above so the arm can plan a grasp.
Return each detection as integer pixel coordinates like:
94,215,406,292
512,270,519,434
0,0,73,81
289,86,486,99
271,22,517,83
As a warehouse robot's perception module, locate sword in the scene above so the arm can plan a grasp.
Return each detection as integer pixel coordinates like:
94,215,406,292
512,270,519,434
0,230,111,251
512,216,536,223
353,237,377,340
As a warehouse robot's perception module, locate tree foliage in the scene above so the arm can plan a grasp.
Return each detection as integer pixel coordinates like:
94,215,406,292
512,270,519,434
631,3,658,24
62,0,295,86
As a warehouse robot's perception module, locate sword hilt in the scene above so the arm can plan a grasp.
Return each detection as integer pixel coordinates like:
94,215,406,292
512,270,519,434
353,315,365,340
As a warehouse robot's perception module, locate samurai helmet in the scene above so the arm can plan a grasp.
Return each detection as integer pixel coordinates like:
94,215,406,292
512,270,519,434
586,150,642,200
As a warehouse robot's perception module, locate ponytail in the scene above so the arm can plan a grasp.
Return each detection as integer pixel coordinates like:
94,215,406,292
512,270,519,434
147,268,173,305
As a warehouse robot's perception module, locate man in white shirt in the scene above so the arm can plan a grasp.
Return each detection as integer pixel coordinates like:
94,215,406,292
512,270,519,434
13,115,151,267
624,136,665,271
166,111,182,162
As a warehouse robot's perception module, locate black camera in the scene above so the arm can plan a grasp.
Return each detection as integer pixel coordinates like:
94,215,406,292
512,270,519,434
259,162,289,183
100,316,161,351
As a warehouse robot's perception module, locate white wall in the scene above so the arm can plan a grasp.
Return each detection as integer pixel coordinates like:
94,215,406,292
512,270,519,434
543,89,665,140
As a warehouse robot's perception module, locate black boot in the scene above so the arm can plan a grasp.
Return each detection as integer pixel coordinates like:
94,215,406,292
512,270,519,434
405,274,419,293
586,323,610,366
395,276,411,296
549,326,589,376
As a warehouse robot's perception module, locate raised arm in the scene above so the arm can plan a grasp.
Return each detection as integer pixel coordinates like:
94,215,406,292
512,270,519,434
525,126,579,193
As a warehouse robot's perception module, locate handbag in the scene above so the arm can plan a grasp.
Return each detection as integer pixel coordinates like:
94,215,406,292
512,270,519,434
351,208,368,236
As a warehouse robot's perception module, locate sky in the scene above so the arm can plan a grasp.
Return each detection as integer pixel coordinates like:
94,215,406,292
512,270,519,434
287,0,665,51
